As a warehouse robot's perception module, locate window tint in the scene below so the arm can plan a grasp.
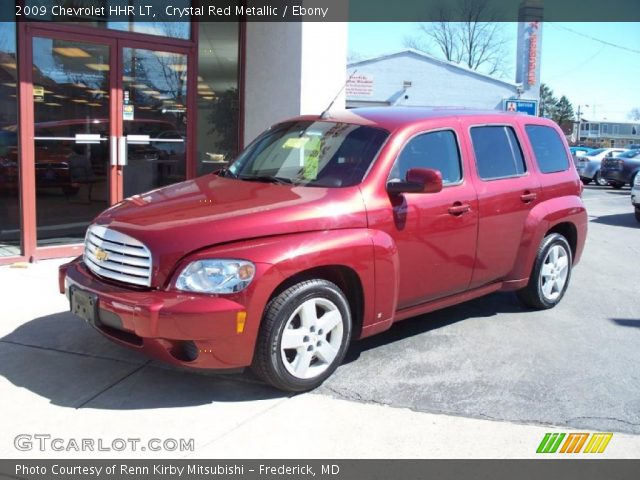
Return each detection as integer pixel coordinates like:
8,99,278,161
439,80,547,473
389,130,462,184
470,126,526,180
525,125,570,173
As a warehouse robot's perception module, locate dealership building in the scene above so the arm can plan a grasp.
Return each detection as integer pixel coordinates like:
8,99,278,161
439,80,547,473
0,14,347,264
0,0,542,264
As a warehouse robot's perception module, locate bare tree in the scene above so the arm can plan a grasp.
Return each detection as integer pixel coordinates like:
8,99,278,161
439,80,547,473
629,108,640,121
403,0,508,76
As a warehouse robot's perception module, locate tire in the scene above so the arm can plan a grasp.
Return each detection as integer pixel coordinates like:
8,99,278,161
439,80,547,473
252,279,352,392
635,208,640,223
611,182,624,189
594,171,608,187
581,178,591,186
517,233,573,310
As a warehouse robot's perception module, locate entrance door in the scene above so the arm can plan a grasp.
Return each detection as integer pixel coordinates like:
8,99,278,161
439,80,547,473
24,27,191,257
117,45,188,199
31,35,114,249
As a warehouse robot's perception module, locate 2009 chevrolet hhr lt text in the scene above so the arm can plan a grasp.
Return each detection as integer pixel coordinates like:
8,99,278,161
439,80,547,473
60,108,588,391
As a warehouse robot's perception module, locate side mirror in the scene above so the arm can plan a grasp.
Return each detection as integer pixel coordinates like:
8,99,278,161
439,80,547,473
386,168,443,195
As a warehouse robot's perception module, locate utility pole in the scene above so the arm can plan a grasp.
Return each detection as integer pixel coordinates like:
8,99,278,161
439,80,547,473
576,104,589,145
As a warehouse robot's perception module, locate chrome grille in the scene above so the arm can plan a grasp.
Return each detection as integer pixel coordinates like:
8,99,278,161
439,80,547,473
84,225,152,287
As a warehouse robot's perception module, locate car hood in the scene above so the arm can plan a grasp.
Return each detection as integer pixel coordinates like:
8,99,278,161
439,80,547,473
95,175,368,285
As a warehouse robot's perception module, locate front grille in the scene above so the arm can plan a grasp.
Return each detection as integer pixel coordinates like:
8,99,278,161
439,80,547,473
84,225,152,287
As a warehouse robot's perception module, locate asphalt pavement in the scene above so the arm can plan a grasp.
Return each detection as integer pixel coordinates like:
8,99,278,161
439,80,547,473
319,185,640,434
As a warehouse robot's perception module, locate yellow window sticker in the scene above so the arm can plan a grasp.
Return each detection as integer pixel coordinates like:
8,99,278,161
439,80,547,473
302,137,321,180
282,137,309,149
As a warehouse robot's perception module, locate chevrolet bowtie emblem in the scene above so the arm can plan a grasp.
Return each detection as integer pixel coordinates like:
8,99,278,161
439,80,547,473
94,248,109,262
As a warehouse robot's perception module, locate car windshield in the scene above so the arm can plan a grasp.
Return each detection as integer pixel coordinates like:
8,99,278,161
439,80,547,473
226,121,389,187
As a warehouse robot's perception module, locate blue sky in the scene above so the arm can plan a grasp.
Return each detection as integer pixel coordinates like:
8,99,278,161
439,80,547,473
348,22,640,122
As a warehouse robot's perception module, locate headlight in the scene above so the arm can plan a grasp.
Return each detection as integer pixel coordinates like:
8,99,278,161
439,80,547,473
634,173,640,186
175,259,255,294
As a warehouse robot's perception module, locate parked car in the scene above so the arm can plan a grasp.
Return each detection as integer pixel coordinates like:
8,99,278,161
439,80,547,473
569,146,594,157
632,173,640,222
59,108,587,392
575,147,628,186
600,149,640,189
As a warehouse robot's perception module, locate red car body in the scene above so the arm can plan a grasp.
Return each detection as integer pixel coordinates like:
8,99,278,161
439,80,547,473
60,108,587,374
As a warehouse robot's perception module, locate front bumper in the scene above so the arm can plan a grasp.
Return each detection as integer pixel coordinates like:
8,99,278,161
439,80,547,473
60,258,258,370
632,187,639,207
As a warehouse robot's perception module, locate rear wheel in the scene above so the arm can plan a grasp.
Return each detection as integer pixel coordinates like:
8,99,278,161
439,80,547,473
611,182,625,189
517,233,572,310
594,171,608,187
252,279,352,392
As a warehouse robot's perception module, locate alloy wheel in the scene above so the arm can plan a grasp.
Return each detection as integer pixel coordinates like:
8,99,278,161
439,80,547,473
539,245,569,302
280,298,344,379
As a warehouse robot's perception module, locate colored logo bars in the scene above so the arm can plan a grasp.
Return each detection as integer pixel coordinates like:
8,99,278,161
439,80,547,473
536,433,613,454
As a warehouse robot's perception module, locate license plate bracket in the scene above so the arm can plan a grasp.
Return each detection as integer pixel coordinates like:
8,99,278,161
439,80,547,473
70,286,99,326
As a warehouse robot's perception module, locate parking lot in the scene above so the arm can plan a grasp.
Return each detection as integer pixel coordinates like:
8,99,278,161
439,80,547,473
0,184,638,458
320,186,640,434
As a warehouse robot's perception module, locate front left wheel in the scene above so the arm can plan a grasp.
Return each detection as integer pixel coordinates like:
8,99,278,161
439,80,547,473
252,279,352,392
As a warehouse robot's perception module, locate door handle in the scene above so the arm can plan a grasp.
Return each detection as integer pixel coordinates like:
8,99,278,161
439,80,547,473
448,202,471,216
110,136,118,166
520,191,537,203
118,136,128,166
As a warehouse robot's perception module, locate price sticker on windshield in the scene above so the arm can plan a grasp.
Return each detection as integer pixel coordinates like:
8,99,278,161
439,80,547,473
282,137,309,149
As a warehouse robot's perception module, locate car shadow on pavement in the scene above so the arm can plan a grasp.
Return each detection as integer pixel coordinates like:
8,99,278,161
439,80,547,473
0,312,286,409
344,291,527,364
610,318,640,328
590,212,639,228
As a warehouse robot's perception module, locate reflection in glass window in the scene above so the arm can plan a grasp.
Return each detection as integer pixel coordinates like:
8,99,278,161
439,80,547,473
122,47,188,197
197,22,240,175
28,1,191,40
390,130,462,184
525,125,570,174
0,22,20,256
32,37,112,247
471,126,526,180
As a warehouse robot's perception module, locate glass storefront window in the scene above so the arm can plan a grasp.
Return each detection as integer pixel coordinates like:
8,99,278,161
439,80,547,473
122,47,188,197
0,22,20,257
196,22,240,175
32,37,112,247
25,1,191,40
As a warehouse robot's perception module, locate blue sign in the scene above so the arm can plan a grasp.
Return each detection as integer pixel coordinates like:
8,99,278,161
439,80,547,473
504,99,538,116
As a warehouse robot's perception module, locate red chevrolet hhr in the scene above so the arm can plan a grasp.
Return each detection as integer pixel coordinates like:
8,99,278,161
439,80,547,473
60,108,587,391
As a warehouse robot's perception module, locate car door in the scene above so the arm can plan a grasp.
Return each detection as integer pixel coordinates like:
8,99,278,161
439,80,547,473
382,128,479,309
462,122,542,288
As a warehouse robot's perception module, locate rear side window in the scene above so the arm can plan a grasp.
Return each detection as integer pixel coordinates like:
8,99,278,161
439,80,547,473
389,130,462,184
525,125,570,173
470,126,526,180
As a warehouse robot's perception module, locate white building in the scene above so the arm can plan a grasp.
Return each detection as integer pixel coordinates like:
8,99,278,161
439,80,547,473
346,49,523,110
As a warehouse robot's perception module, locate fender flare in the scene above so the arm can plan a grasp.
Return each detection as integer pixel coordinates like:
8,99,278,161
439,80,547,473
508,196,587,282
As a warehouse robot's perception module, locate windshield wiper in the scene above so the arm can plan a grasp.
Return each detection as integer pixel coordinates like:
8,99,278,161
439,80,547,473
239,174,295,185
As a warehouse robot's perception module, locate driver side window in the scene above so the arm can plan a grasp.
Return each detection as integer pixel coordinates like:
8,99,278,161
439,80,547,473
389,130,462,184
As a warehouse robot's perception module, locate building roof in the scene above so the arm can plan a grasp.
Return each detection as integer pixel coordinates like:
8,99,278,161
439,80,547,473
348,49,520,90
